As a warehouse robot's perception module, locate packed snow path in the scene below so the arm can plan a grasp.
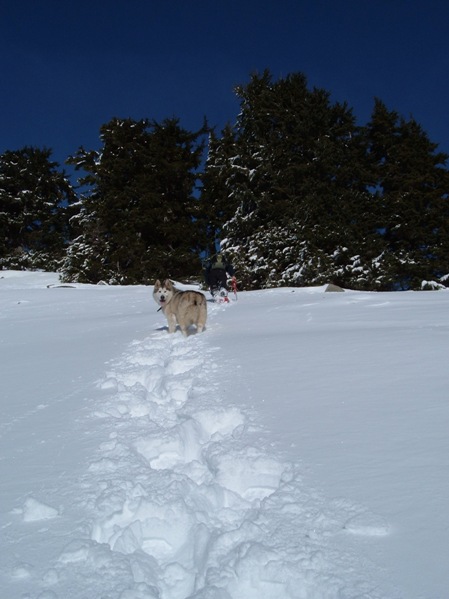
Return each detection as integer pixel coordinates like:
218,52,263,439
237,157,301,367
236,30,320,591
55,320,392,599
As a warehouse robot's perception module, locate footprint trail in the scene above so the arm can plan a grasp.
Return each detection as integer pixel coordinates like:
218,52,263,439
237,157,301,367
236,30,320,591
47,329,395,599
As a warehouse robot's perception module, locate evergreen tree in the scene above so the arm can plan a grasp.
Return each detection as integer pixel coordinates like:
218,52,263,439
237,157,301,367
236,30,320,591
62,117,208,284
203,71,375,289
365,99,449,289
0,147,75,270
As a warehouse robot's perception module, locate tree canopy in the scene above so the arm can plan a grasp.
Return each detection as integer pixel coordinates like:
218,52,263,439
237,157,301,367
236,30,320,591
2,70,449,291
201,71,449,290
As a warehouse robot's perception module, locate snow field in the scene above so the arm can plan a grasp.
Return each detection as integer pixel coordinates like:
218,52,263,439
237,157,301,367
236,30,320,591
2,275,419,598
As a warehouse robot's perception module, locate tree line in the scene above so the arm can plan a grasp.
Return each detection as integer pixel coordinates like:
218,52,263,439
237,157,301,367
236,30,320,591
2,70,449,291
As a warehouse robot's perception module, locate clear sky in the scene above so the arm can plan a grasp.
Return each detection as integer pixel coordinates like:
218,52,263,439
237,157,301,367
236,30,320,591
2,0,449,171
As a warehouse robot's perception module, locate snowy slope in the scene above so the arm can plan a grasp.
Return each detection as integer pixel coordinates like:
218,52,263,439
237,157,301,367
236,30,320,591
1,271,448,599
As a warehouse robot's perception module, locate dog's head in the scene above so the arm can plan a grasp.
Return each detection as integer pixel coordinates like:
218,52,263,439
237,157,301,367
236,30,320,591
153,279,174,307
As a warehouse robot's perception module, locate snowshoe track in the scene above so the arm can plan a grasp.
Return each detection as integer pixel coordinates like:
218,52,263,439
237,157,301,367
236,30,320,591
48,330,394,599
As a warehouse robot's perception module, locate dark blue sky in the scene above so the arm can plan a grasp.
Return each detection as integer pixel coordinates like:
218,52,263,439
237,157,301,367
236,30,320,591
2,1,449,173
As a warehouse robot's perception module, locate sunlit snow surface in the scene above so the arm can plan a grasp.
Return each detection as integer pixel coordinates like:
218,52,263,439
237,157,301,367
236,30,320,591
1,270,448,599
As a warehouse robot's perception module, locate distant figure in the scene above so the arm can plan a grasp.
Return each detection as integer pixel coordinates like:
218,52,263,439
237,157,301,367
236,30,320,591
204,253,235,297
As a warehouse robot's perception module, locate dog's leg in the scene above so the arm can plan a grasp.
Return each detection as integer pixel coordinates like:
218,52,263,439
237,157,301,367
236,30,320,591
197,308,207,334
167,314,177,334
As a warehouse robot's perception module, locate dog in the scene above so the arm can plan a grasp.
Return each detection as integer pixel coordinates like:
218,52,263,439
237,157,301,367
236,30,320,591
153,279,207,336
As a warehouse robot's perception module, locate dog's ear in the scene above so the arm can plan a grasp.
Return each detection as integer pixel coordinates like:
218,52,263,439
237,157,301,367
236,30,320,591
154,279,161,288
165,279,173,289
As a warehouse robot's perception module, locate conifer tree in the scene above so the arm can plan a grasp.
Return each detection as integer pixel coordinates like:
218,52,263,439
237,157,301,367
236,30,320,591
365,99,449,289
0,147,75,270
62,117,207,284
203,71,374,289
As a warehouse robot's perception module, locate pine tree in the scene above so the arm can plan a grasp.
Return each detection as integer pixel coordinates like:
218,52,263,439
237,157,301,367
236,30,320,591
61,118,207,284
0,147,76,270
365,99,449,289
203,71,374,289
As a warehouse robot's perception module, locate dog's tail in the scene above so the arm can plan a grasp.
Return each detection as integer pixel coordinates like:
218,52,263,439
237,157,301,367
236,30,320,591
195,293,206,307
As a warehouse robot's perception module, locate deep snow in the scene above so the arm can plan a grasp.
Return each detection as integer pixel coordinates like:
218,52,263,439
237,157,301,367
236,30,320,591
1,270,448,599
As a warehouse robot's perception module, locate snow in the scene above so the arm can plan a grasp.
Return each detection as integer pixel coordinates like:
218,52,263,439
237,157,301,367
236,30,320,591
1,270,448,599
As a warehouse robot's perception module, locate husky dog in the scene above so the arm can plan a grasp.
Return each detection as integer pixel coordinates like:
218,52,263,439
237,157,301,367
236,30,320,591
153,279,207,336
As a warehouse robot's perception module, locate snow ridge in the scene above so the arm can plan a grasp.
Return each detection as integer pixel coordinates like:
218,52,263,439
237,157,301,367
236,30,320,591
49,329,393,599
